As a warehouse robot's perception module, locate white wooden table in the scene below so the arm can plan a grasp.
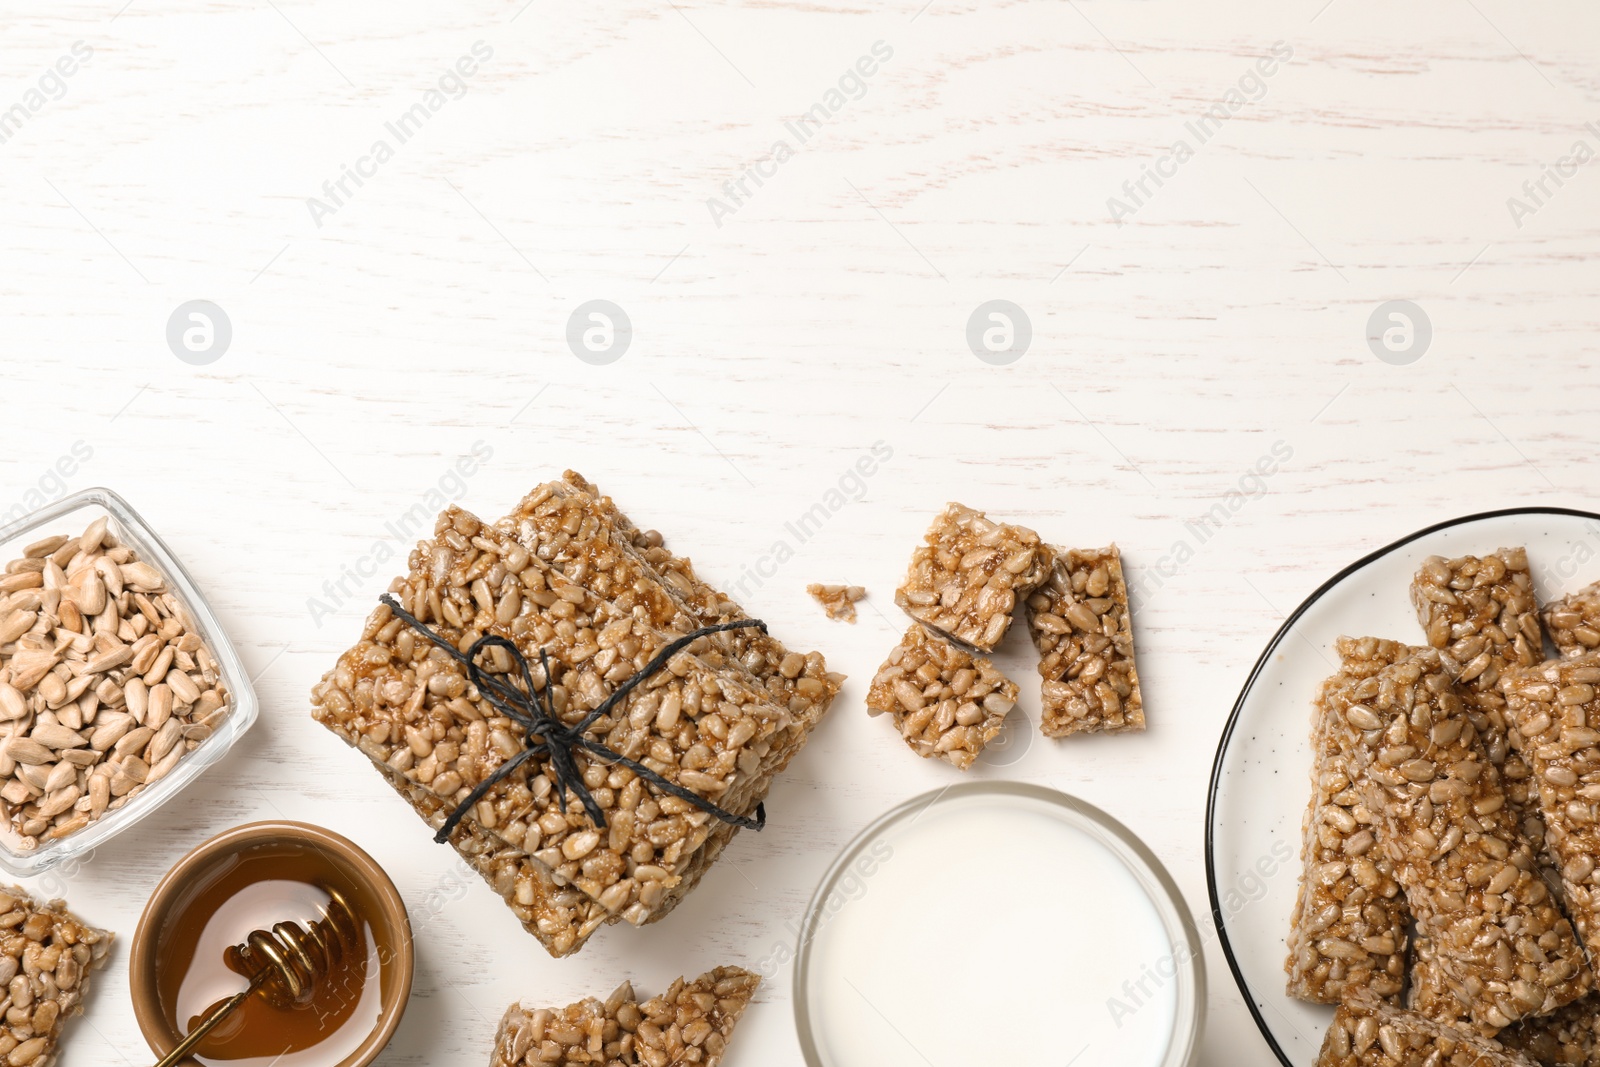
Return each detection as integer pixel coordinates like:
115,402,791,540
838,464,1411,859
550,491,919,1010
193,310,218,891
4,1,1599,1063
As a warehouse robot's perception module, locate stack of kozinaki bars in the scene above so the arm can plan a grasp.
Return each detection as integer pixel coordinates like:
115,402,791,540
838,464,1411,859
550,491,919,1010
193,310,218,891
1291,550,1600,1066
310,472,842,958
866,503,1143,769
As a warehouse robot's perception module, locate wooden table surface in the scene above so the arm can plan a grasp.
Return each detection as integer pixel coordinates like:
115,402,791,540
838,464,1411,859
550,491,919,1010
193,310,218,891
4,1,1600,1064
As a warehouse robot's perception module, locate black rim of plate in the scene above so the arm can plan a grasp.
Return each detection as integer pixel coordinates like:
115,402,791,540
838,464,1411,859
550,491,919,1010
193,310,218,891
1203,505,1600,1066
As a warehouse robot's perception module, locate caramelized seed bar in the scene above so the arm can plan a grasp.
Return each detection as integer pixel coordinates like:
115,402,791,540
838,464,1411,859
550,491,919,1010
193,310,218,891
1317,988,1539,1066
1411,550,1543,692
491,966,759,1067
1331,648,1589,1030
1286,637,1412,1005
1023,544,1143,737
1544,583,1600,659
865,625,1017,771
0,885,114,1065
893,503,1049,652
312,508,799,927
1411,549,1551,875
1499,991,1600,1066
1502,653,1600,963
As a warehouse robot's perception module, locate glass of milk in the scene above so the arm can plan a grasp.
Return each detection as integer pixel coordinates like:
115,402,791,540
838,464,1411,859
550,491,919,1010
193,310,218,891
794,782,1203,1067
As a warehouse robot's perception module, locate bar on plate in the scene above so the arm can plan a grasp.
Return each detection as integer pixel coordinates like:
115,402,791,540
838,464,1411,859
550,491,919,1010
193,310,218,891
893,503,1049,652
866,624,1017,770
1329,647,1589,1030
1412,550,1555,885
1317,988,1539,1066
1285,638,1411,1004
1503,653,1600,963
1023,544,1143,738
1543,582,1600,659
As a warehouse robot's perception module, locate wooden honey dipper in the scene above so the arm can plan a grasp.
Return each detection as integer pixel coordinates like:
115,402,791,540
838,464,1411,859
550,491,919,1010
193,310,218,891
152,885,359,1067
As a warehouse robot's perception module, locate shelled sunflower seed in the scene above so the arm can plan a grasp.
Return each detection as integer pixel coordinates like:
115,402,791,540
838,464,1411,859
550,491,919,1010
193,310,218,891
0,519,230,849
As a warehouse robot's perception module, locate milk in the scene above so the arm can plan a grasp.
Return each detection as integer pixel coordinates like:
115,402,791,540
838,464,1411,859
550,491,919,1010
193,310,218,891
801,792,1182,1067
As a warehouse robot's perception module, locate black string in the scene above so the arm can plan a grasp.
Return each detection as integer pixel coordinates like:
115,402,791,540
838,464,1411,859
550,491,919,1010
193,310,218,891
377,594,769,844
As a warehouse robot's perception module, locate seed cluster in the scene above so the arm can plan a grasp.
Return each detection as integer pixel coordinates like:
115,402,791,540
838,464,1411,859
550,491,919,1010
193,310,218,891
0,520,229,849
805,584,865,624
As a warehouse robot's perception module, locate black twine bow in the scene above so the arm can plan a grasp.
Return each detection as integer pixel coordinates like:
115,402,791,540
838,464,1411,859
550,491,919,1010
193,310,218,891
377,594,769,845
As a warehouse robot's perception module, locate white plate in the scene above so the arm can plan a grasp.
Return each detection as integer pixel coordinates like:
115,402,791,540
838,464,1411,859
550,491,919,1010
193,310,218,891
1205,507,1600,1065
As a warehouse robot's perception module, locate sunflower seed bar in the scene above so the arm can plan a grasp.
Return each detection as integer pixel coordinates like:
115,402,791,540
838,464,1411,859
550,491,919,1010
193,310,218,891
1023,544,1143,737
1502,653,1600,963
1286,638,1412,1005
0,885,114,1067
894,503,1049,652
1544,583,1600,659
312,508,799,928
1411,549,1559,891
1331,647,1589,1030
866,625,1017,770
1317,988,1539,1067
491,966,759,1067
1412,550,1543,692
806,584,865,623
1499,992,1600,1066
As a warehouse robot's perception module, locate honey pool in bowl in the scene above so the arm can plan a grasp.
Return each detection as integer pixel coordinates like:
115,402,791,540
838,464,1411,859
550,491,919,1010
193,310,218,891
131,822,412,1067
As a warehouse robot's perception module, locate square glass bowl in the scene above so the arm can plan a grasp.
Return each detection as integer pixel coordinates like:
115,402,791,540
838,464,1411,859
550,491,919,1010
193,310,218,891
0,487,258,875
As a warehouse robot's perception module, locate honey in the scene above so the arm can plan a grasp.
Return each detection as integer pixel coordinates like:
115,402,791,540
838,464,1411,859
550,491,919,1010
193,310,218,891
153,841,385,1066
